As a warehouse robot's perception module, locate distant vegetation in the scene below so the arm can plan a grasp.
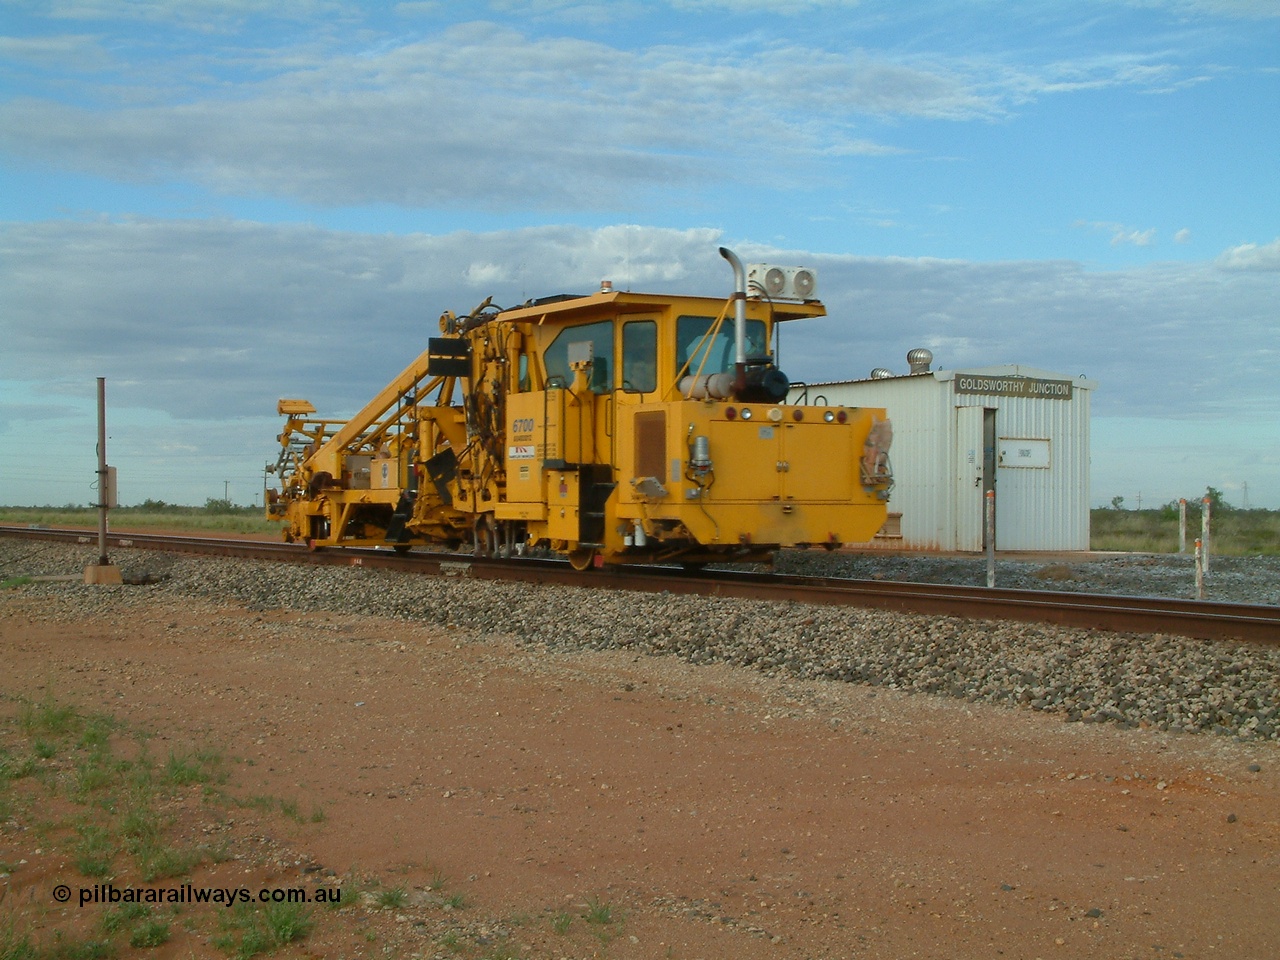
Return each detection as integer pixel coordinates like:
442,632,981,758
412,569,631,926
2,493,1276,554
1092,487,1279,556
0,499,278,536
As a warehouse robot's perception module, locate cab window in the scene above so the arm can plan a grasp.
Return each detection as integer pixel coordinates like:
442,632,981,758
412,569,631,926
676,315,768,376
543,319,613,392
621,320,657,393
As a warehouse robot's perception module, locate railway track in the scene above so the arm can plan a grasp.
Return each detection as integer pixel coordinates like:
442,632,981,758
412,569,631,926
2,524,1277,643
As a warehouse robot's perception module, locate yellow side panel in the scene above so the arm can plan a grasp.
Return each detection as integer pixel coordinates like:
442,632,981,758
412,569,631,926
705,420,783,502
505,392,546,504
546,471,580,541
780,419,859,501
494,501,547,521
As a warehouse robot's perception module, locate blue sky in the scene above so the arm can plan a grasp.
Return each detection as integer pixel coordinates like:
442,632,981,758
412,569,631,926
1,0,1278,511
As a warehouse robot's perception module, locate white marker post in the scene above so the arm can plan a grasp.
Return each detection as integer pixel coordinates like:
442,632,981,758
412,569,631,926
1194,538,1205,600
1178,498,1187,554
985,490,996,588
1201,496,1211,577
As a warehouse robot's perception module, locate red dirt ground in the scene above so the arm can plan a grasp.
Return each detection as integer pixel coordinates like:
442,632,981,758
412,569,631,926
2,587,1278,959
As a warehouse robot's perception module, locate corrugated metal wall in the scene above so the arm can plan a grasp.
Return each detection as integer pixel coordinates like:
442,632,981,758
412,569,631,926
792,366,1094,552
956,384,1092,550
799,375,956,549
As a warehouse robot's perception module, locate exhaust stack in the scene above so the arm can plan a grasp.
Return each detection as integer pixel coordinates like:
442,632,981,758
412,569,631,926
719,247,748,396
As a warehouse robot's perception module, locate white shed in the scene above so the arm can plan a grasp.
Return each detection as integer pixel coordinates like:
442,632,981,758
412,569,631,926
792,359,1096,552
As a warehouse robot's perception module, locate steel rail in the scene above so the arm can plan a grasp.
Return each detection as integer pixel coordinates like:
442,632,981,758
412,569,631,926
3,525,1276,643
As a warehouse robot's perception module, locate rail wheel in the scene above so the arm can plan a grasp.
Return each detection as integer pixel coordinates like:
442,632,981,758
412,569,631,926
568,548,596,571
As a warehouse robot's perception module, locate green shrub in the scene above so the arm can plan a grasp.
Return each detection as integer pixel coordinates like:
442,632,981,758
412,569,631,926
1091,507,1280,555
128,919,170,948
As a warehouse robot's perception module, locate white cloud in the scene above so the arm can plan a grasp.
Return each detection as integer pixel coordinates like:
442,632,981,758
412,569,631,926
1164,0,1280,18
1217,237,1280,271
667,0,862,9
1075,220,1159,247
0,34,113,69
1113,227,1157,247
393,1,441,14
3,218,1277,505
0,20,1203,212
40,0,352,26
3,219,1276,423
0,219,725,417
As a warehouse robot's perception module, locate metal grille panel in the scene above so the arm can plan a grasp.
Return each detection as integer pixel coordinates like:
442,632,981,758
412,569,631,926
634,411,666,479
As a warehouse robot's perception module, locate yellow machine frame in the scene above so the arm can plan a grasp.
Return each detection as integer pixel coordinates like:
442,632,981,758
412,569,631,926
267,249,893,568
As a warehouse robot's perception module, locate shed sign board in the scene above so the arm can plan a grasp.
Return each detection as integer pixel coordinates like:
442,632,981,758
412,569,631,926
954,375,1073,400
998,438,1051,469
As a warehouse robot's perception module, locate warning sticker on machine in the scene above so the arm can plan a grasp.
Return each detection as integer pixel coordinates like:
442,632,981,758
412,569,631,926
508,445,536,460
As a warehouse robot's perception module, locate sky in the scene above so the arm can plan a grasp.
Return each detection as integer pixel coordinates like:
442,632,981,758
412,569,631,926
1,0,1278,513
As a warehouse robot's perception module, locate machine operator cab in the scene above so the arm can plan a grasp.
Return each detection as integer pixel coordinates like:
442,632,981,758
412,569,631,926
531,291,792,405
494,248,891,567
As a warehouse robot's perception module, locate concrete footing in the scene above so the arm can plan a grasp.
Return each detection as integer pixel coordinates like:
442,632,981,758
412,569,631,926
83,563,123,585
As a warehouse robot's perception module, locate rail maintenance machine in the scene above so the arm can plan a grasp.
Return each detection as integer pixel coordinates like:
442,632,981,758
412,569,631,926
266,248,893,569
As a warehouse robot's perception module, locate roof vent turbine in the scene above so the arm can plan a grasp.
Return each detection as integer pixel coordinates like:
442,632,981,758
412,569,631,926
907,348,933,374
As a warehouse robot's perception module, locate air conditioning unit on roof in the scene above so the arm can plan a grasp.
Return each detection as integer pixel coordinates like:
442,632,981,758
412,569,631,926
746,263,818,301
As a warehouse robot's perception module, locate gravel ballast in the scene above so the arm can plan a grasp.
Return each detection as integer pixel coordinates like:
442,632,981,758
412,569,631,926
773,550,1280,606
3,539,1278,742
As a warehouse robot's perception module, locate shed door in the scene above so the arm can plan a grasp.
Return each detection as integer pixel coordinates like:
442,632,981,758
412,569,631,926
954,406,996,551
